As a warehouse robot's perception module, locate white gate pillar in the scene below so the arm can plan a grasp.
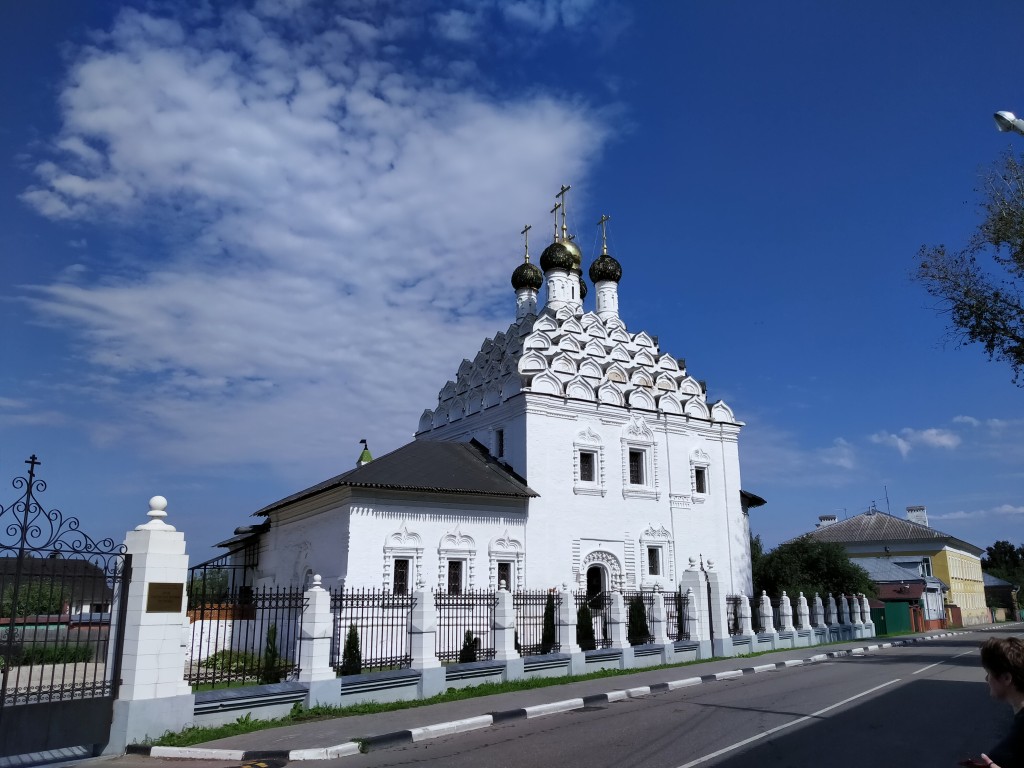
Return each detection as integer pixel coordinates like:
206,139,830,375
106,496,195,753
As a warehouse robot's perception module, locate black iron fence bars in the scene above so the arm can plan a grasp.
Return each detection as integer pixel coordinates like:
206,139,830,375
434,590,497,663
511,590,561,656
186,585,306,689
330,587,415,674
726,595,743,635
667,589,690,641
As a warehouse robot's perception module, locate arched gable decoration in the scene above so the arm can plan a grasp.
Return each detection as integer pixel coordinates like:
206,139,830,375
458,359,473,378
609,326,630,344
657,394,682,414
655,372,677,391
482,385,501,408
629,388,656,411
432,403,449,428
579,358,603,379
565,376,596,401
440,381,457,401
597,381,625,405
500,375,521,399
558,335,582,352
418,410,434,432
465,396,481,415
448,398,465,422
518,350,548,374
631,369,654,387
551,352,578,375
679,376,702,396
684,397,710,419
584,340,607,359
554,306,575,322
711,400,736,423
562,317,584,335
525,333,552,351
610,345,631,363
633,331,655,348
533,314,558,334
580,312,602,329
658,353,679,371
624,413,655,441
633,349,656,368
605,362,629,383
530,370,563,395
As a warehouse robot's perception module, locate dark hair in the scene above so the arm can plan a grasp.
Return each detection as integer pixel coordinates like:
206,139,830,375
981,637,1024,693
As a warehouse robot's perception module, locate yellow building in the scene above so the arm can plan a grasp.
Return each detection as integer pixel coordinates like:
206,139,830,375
804,506,987,627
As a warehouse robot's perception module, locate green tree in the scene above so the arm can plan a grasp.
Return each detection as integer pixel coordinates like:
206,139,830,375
675,590,687,638
1,579,67,617
340,623,362,676
540,592,557,654
916,150,1024,384
627,595,650,646
982,540,1024,609
752,536,874,599
576,603,596,651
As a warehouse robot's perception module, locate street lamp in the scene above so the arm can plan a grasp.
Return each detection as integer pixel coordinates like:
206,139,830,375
994,110,1024,136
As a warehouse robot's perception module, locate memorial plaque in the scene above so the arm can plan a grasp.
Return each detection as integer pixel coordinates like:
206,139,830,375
146,582,184,613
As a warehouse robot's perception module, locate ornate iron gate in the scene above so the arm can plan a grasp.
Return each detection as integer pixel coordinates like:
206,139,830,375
0,456,131,757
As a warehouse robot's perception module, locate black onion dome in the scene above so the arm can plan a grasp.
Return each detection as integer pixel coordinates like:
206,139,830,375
589,253,622,283
511,260,544,290
539,241,575,272
577,269,588,299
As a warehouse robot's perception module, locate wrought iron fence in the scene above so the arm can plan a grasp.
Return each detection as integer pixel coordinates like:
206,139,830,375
434,590,496,663
621,590,655,645
512,590,560,656
574,590,611,650
1,455,131,712
187,542,258,609
725,595,743,635
331,588,415,674
186,585,306,689
667,589,690,641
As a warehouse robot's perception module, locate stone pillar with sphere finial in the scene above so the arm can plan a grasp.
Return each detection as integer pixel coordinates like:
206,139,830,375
106,496,195,754
299,574,342,708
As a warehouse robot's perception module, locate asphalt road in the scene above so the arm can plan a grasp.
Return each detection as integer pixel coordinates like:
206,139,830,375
332,631,1021,768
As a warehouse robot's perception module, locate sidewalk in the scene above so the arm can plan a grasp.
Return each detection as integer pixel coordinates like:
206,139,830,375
122,626,1006,762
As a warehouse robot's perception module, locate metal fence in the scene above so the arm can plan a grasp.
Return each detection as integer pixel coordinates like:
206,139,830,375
574,591,611,649
621,590,655,645
331,588,415,674
725,595,743,635
667,590,690,641
512,590,560,656
434,591,497,663
186,586,306,689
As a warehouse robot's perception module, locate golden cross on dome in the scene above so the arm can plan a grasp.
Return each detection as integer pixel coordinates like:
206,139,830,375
520,223,532,261
556,184,571,241
597,214,611,255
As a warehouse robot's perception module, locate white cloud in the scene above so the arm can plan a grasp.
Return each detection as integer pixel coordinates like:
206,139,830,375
19,2,613,475
952,415,979,427
738,425,856,487
993,504,1024,516
819,437,856,470
929,503,1024,521
870,427,960,458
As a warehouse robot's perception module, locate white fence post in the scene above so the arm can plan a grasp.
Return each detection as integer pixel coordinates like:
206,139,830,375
860,594,875,636
738,594,754,637
827,593,839,627
557,584,586,674
409,584,445,698
493,582,523,681
797,592,810,630
106,496,195,753
299,575,340,707
779,591,795,632
813,593,826,628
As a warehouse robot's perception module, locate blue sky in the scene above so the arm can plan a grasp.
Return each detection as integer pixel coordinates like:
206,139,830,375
2,1,1023,565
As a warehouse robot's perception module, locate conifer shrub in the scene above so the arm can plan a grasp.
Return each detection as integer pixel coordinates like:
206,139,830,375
540,592,557,653
576,603,596,651
258,624,282,684
627,595,650,646
675,590,686,638
340,623,362,676
458,630,477,663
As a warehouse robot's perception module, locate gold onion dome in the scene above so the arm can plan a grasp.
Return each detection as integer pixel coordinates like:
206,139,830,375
589,252,622,283
539,241,575,272
511,259,544,290
562,238,583,271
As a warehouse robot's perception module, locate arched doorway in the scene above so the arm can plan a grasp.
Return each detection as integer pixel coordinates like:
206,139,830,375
586,564,605,609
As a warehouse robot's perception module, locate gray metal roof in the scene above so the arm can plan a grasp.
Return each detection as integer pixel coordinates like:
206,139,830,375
254,439,537,517
852,557,925,582
983,572,1019,588
804,509,984,556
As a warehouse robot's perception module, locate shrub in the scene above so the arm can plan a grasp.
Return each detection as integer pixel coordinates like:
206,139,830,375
258,624,281,685
458,630,477,663
627,595,650,646
540,592,557,654
675,590,686,637
19,644,93,665
200,649,261,675
340,624,362,676
576,603,596,651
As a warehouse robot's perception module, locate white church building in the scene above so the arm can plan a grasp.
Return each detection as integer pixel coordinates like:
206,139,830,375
226,197,759,598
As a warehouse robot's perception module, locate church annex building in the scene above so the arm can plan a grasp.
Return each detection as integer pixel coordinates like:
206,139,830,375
222,192,759,598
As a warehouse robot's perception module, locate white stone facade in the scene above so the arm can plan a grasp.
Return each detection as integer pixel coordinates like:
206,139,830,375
245,227,753,598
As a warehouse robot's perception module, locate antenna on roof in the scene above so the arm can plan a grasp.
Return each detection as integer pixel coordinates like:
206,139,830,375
883,485,892,515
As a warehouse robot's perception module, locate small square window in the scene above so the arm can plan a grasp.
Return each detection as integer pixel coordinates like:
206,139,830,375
580,451,596,482
447,560,464,594
629,450,645,485
694,466,707,494
393,559,409,593
647,547,661,576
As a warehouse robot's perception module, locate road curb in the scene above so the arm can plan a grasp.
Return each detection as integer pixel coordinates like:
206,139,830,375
131,629,974,761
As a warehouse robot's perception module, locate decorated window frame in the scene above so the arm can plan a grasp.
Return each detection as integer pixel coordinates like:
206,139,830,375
621,415,659,500
690,448,711,504
639,524,674,584
383,524,424,593
488,530,525,590
438,527,477,593
573,427,606,496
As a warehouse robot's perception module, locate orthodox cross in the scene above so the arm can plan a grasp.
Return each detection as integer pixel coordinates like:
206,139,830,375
556,184,572,241
597,214,611,255
550,202,561,240
521,224,531,261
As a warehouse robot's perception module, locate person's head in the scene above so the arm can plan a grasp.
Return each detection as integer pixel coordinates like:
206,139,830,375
981,637,1024,699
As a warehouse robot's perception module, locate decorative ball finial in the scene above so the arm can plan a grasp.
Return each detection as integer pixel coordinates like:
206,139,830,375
136,495,175,531
312,574,323,590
